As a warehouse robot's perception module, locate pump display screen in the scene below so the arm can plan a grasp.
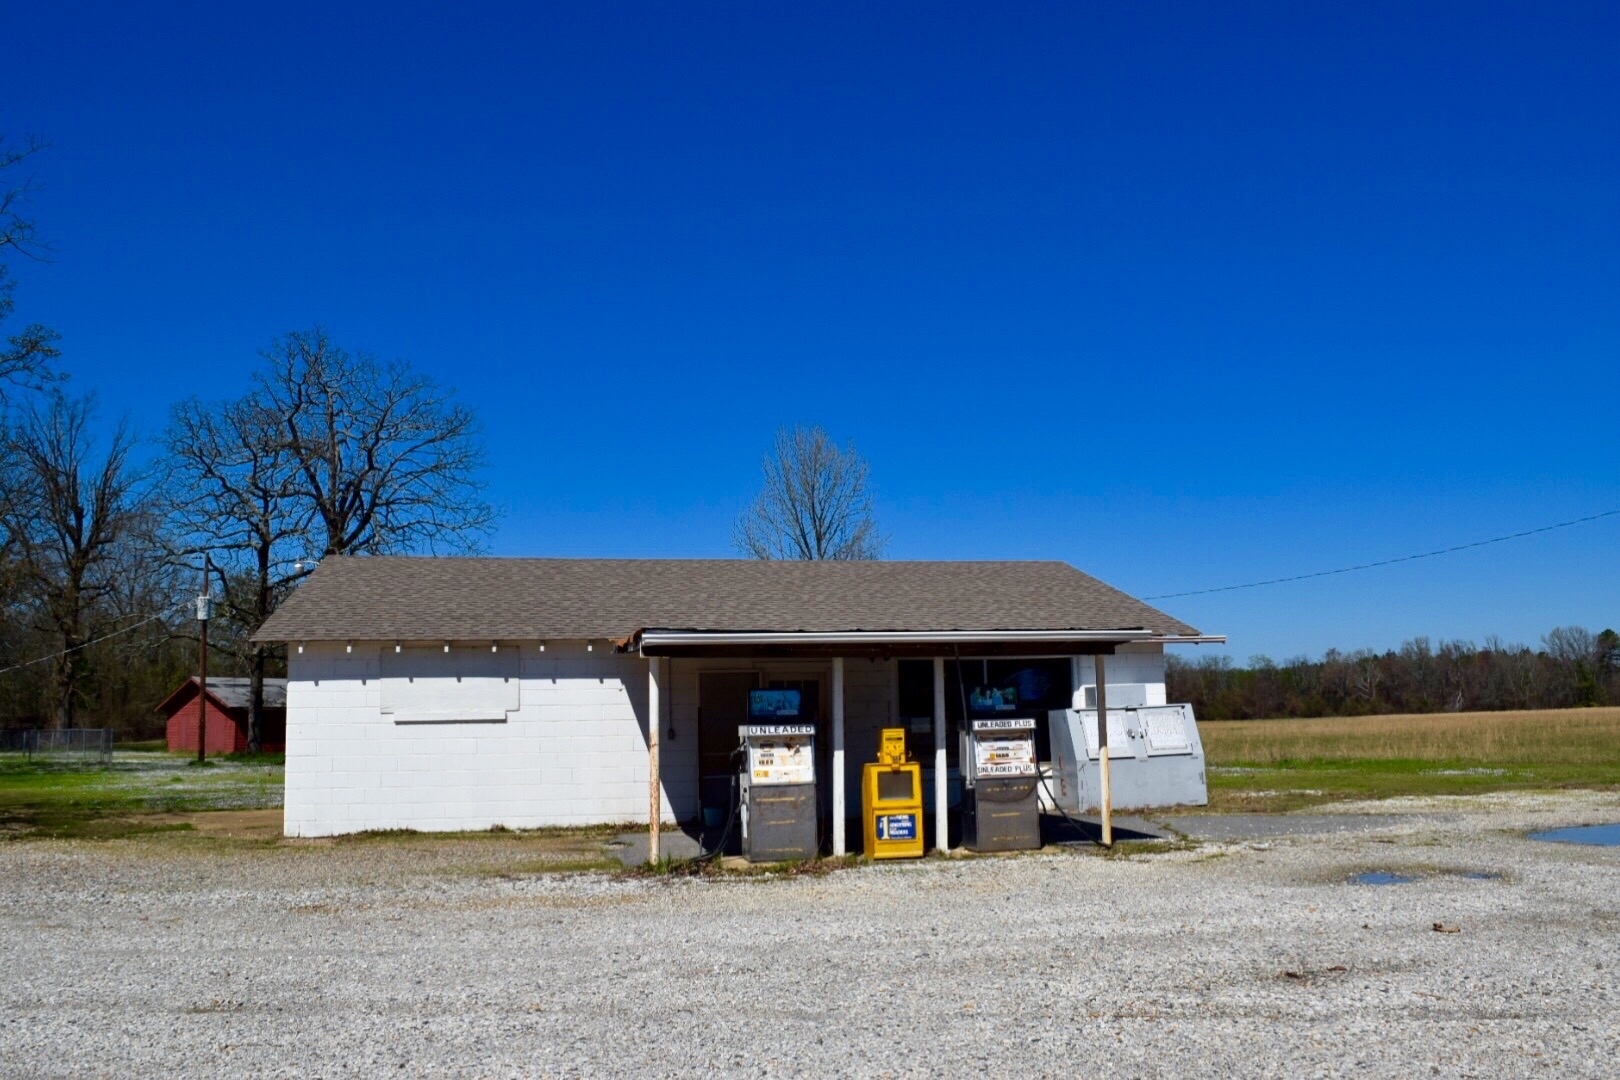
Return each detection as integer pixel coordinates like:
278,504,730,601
968,685,1018,717
748,688,802,720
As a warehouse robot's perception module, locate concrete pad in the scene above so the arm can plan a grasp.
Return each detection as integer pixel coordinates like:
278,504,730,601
1042,813,1170,844
610,811,1430,861
609,827,709,866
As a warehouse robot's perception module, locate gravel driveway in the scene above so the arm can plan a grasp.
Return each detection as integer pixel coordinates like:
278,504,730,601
2,791,1617,1078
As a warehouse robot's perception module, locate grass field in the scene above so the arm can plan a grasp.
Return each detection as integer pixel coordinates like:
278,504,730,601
0,750,624,869
1200,706,1620,811
0,751,284,840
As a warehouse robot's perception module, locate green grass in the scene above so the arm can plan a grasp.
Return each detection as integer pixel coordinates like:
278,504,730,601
1200,707,1620,812
0,752,283,840
218,751,286,766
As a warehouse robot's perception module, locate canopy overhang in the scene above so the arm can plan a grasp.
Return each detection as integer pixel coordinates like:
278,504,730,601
632,628,1226,659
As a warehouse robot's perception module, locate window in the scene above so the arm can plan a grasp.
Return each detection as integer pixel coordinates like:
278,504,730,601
897,658,1072,763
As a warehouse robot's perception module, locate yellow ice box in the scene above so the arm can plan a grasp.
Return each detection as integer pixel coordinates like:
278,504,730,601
862,728,925,859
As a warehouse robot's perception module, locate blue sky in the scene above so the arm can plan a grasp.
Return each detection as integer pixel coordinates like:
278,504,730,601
4,1,1616,661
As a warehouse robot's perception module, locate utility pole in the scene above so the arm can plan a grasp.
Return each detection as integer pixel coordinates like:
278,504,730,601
196,555,211,764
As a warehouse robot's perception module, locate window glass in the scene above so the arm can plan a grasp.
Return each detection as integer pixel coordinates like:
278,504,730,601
896,657,1073,763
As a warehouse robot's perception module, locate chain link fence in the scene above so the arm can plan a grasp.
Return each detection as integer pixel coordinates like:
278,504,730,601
0,728,115,764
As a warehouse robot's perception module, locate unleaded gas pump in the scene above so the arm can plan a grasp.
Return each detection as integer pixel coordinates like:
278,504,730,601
960,714,1042,852
737,688,818,862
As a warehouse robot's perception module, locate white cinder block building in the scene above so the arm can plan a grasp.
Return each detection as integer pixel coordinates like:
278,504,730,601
253,557,1219,849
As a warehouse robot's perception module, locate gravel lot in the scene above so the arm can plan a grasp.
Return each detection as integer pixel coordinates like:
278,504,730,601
2,791,1617,1078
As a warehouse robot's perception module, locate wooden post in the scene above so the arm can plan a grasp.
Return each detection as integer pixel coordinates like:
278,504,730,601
648,656,663,863
1096,653,1112,847
196,555,210,764
831,657,846,857
932,657,948,853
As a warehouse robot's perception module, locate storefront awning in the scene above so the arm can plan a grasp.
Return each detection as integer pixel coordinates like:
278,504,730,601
633,628,1225,658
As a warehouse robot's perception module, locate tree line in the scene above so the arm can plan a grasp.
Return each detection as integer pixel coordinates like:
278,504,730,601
0,137,493,744
1168,627,1620,721
0,328,494,743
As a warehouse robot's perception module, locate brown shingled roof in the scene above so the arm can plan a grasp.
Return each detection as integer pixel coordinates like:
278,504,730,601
251,556,1201,643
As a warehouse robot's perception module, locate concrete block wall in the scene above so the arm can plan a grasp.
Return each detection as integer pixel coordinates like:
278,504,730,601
284,641,674,837
1073,644,1170,707
838,657,899,797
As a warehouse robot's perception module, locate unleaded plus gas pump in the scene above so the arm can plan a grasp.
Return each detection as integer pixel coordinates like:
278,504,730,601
960,698,1042,852
737,688,818,862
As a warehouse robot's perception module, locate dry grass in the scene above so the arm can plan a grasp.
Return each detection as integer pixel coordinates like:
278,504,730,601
1197,707,1620,812
1201,706,1620,766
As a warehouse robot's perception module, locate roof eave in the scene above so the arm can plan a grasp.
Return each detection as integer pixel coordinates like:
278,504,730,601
634,628,1224,656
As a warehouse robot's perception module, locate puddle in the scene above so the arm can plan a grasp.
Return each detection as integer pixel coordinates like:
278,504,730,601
1457,871,1502,881
1529,823,1620,847
1352,871,1414,886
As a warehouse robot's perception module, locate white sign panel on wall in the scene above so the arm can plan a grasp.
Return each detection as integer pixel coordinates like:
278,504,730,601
381,646,522,723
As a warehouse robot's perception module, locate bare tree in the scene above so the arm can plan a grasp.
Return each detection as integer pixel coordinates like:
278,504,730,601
161,328,494,743
164,394,312,750
734,425,883,560
4,393,155,726
1542,626,1598,667
0,135,61,400
1350,650,1383,706
254,328,494,558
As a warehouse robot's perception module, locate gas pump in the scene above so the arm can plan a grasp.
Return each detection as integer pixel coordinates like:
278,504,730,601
960,695,1042,852
737,688,818,862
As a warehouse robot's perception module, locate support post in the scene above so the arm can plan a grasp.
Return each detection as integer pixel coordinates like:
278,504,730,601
1096,653,1112,847
648,656,664,864
831,657,846,857
932,657,948,854
196,555,210,764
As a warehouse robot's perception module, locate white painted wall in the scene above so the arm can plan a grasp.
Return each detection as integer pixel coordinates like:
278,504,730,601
283,642,1166,838
1071,643,1170,707
283,641,681,838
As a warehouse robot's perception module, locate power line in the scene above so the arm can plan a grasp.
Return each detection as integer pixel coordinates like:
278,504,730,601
1144,507,1620,601
0,603,187,677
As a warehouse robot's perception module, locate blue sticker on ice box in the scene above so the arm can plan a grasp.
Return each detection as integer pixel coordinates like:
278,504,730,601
877,814,917,841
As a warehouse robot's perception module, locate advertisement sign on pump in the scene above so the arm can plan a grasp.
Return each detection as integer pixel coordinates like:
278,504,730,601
742,724,815,786
970,718,1037,778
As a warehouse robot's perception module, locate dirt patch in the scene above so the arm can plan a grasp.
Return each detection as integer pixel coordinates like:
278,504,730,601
139,808,283,839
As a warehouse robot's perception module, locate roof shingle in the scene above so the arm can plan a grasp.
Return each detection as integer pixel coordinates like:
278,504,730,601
157,676,288,713
252,556,1200,643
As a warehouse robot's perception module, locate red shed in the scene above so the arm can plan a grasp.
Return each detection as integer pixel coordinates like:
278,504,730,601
158,677,287,754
